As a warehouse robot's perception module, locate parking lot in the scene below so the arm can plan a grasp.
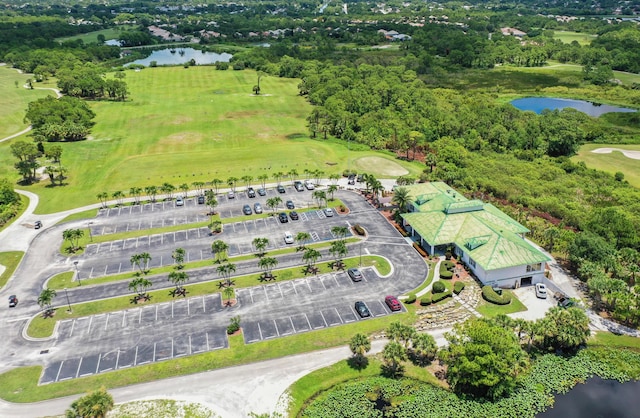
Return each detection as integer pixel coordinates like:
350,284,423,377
40,294,229,384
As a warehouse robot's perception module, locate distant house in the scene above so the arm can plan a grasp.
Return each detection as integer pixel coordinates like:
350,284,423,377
500,27,527,38
377,29,412,41
400,182,550,289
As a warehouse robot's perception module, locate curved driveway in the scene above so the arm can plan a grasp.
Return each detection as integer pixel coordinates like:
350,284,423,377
0,187,428,417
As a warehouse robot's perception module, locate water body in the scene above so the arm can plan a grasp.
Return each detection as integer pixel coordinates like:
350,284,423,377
537,377,640,418
127,48,232,67
511,97,637,117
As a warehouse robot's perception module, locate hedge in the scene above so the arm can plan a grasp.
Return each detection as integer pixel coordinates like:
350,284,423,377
353,224,366,236
453,281,465,294
412,243,427,257
481,285,512,305
420,294,432,306
432,291,452,303
432,281,446,294
394,224,409,237
405,293,417,304
440,270,453,279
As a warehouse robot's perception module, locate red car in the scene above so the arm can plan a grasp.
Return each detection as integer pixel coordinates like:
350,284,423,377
385,295,401,312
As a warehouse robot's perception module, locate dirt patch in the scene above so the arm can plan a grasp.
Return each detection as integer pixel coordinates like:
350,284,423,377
158,132,205,146
223,110,261,119
170,116,194,125
352,156,408,176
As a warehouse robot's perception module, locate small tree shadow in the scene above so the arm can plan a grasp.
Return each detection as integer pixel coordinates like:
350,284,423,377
347,355,369,371
380,363,405,379
303,266,319,275
130,294,152,304
41,308,56,319
169,288,188,298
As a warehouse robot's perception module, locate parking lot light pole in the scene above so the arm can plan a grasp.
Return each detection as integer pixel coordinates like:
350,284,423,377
73,261,82,286
64,288,72,313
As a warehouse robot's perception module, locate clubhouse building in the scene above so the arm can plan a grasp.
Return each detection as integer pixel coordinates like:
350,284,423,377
400,182,551,289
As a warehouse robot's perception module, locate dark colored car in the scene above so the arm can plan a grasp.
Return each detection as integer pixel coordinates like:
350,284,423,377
557,297,575,308
9,295,18,308
385,295,402,312
355,301,371,318
243,204,252,215
197,195,205,204
34,220,42,229
247,187,256,198
278,212,289,223
289,211,299,220
348,268,363,282
286,200,295,209
277,185,286,194
257,188,266,196
348,174,356,185
294,181,304,192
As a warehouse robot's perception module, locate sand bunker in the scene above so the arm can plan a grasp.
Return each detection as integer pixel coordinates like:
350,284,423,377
591,148,640,160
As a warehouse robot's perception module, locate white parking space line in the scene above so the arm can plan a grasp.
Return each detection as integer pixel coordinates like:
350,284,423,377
277,283,284,298
115,350,121,369
188,335,192,355
118,262,122,274
69,320,76,337
274,320,280,337
153,343,157,361
89,267,94,278
319,311,328,328
96,353,103,373
138,309,142,324
289,317,296,332
104,314,110,331
335,307,344,324
258,322,264,340
155,305,159,321
205,332,210,350
122,312,127,327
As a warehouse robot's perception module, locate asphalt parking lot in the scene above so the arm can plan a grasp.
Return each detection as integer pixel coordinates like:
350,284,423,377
40,294,229,384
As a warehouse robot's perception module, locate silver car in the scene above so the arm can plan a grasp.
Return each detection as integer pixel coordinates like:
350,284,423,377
254,203,263,214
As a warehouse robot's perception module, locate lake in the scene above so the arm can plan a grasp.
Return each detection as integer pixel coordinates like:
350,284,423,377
537,377,640,418
127,48,232,67
510,97,637,117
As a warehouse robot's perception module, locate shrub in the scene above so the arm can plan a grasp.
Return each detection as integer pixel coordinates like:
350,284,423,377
481,285,512,305
440,270,453,279
432,291,452,303
394,224,408,237
432,281,446,294
454,281,465,294
226,315,241,334
405,293,416,304
420,294,432,306
353,224,365,235
412,242,427,257
442,261,455,270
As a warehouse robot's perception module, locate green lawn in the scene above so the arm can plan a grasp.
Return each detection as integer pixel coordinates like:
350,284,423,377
475,290,527,317
574,143,640,188
0,66,55,139
0,251,24,289
589,331,640,351
55,25,138,44
552,30,597,45
0,66,420,214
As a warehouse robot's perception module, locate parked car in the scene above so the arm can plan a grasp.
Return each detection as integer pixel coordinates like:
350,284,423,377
535,283,547,299
278,212,289,223
243,204,252,215
355,301,371,318
284,231,294,244
277,185,286,194
9,295,18,308
348,268,363,282
289,211,299,220
197,195,205,204
557,296,575,308
348,174,356,185
34,220,42,229
176,196,184,206
324,207,334,217
228,190,235,199
254,203,263,214
294,181,304,192
257,188,266,196
247,187,256,198
385,295,402,312
286,200,295,209
304,179,315,190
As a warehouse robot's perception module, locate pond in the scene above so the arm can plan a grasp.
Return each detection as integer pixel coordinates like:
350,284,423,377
537,377,640,418
127,48,232,67
510,97,637,117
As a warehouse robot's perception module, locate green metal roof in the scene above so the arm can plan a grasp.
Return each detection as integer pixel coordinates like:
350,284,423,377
401,182,549,271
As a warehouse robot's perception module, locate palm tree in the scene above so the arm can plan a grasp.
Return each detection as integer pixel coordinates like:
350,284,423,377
168,270,189,296
327,184,338,201
329,240,348,270
382,340,407,377
139,252,152,273
258,174,269,189
295,232,312,251
241,175,253,189
392,187,412,213
227,176,238,192
144,185,158,202
130,253,142,274
179,183,189,197
205,190,218,216
252,237,270,257
172,247,186,269
160,182,176,200
217,263,236,287
371,179,384,199
302,247,322,274
313,169,325,185
211,240,229,263
258,256,278,279
288,169,299,185
97,192,109,209
66,387,114,418
128,276,152,302
211,178,223,194
266,196,282,213
63,229,84,252
410,333,437,366
112,190,125,206
38,288,56,315
274,171,284,185
191,181,205,195
129,187,142,205
329,173,340,185
331,225,349,241
312,190,326,208
349,333,371,365
222,286,235,306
